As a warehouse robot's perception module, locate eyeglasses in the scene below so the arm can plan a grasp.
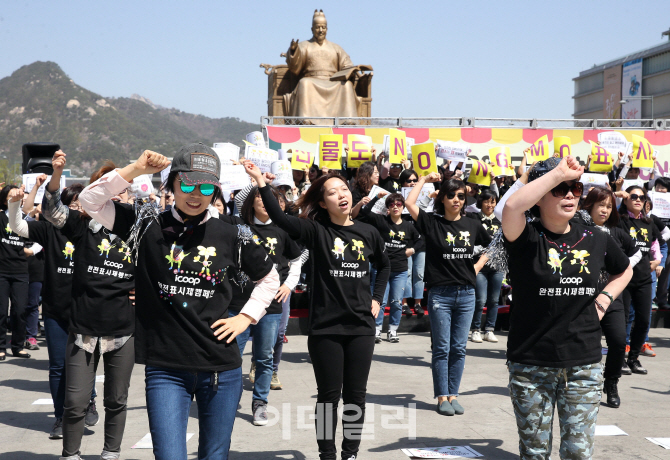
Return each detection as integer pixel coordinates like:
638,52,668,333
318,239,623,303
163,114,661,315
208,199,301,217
629,193,646,202
388,202,404,208
446,191,466,201
390,164,403,169
551,181,583,198
179,181,216,197
405,179,418,184
68,202,82,211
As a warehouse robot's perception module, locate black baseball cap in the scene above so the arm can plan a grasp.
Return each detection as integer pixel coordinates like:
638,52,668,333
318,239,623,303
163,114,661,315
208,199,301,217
170,142,221,188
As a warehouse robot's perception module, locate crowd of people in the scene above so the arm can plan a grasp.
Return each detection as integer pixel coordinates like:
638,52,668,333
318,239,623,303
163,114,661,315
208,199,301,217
0,136,664,460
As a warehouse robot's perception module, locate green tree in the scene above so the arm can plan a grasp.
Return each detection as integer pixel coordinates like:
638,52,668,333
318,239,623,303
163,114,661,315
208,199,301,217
0,158,22,186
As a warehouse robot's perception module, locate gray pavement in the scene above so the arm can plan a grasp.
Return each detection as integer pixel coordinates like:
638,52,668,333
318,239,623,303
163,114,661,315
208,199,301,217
2,329,670,459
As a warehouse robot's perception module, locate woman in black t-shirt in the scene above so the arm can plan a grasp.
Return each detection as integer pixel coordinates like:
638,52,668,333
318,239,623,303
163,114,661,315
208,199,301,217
80,146,278,460
244,160,390,460
350,161,380,217
405,175,491,417
617,186,660,375
502,156,632,460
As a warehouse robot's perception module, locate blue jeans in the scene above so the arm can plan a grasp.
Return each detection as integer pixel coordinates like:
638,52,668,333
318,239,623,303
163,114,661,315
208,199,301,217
428,285,475,398
145,365,242,460
25,281,42,339
404,251,426,301
472,268,504,331
375,271,407,329
229,310,282,404
273,294,291,373
44,316,68,419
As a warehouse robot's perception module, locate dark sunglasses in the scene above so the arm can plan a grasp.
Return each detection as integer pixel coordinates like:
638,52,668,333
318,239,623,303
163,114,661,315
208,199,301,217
405,179,418,184
388,201,404,208
629,193,646,202
179,181,216,197
551,181,583,198
446,191,466,201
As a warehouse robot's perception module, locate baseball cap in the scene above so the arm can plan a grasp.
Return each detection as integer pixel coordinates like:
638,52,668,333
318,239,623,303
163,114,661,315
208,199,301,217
170,142,221,188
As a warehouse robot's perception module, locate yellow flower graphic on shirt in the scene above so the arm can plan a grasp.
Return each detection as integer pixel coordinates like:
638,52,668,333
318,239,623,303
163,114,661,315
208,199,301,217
62,242,75,260
389,230,396,239
547,248,566,275
445,232,456,246
252,234,261,245
265,237,277,255
398,231,405,240
332,237,348,260
459,231,471,246
640,228,649,242
119,245,132,264
165,243,189,270
352,239,366,261
193,246,217,276
629,227,638,239
5,223,12,235
570,250,591,274
97,238,114,258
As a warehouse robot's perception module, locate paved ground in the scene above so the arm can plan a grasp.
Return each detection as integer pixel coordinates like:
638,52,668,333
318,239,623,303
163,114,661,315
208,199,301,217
2,329,670,459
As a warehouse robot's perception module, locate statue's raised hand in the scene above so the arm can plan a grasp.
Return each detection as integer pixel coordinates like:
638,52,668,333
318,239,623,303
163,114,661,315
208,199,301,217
290,39,299,53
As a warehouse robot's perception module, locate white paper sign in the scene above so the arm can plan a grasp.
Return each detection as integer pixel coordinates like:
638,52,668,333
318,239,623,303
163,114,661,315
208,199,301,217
646,438,670,450
401,445,482,458
129,174,154,198
277,149,288,161
598,132,628,156
246,131,266,148
650,191,670,219
436,140,469,166
219,165,251,191
402,184,435,214
623,179,645,191
406,137,415,159
270,160,293,187
22,174,66,204
212,143,240,164
368,185,390,215
32,398,54,405
579,173,609,197
160,165,171,184
245,145,279,173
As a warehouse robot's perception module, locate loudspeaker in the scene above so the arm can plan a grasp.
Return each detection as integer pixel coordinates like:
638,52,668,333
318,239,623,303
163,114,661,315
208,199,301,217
22,142,60,174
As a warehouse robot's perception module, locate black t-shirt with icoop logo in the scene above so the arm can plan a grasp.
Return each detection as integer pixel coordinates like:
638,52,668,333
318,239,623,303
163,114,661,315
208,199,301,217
415,209,492,288
504,221,629,367
619,216,655,287
61,209,135,336
112,205,274,372
0,211,28,275
27,220,75,324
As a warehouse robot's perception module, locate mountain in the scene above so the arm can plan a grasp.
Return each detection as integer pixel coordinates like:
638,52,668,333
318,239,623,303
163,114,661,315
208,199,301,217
0,61,259,176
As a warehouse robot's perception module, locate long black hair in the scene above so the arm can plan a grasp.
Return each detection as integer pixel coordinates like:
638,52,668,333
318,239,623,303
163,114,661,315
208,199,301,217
297,172,350,224
0,185,18,211
240,185,285,225
434,178,467,216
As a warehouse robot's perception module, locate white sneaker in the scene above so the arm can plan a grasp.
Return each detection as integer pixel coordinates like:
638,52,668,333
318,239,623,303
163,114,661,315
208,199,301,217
388,330,399,343
483,331,498,343
375,330,382,344
471,331,483,343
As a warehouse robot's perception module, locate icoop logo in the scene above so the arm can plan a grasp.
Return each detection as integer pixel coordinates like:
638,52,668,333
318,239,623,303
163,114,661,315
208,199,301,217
341,263,359,269
103,260,124,269
559,277,582,284
176,275,201,285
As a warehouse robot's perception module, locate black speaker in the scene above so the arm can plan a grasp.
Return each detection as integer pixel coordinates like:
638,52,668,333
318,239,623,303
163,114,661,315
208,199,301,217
22,142,60,175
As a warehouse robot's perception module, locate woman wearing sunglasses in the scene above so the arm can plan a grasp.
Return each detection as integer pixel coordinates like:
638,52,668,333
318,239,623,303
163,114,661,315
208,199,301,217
398,169,427,318
359,192,419,343
79,144,279,460
243,160,390,460
405,174,491,416
618,186,661,376
502,156,632,459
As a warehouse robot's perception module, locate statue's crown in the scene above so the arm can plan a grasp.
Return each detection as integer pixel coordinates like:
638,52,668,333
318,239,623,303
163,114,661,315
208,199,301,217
312,9,326,22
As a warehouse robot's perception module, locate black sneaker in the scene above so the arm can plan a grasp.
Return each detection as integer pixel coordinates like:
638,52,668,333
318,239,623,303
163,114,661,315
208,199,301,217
252,400,268,426
402,304,413,317
84,399,99,427
49,418,63,439
627,359,648,375
414,304,425,318
620,364,632,376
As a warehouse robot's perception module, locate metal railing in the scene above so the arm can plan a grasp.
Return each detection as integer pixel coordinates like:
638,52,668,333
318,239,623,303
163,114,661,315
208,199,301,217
261,116,668,130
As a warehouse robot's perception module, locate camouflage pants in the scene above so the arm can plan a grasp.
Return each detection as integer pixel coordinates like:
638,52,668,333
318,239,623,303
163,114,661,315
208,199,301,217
508,361,603,460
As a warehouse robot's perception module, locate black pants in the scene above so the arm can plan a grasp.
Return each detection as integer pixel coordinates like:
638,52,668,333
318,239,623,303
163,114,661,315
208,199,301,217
600,295,626,381
622,282,652,362
0,273,29,353
308,334,375,460
62,333,135,457
656,253,670,307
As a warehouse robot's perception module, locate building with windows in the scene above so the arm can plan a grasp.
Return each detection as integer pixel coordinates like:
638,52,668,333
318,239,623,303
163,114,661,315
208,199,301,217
573,36,670,123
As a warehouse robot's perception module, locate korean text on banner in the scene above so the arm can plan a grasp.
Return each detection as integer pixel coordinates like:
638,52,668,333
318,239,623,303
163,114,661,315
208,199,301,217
245,145,279,173
290,148,315,171
368,185,390,215
388,129,407,164
412,143,437,176
554,137,571,158
526,135,550,162
129,174,154,198
588,141,614,172
632,134,654,169
270,160,294,187
22,174,66,204
597,132,628,156
466,161,492,186
219,165,251,191
651,192,670,219
319,134,343,170
347,135,373,168
489,146,513,176
401,184,435,214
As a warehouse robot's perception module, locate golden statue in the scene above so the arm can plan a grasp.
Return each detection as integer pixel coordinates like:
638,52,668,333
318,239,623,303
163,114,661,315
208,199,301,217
283,10,365,119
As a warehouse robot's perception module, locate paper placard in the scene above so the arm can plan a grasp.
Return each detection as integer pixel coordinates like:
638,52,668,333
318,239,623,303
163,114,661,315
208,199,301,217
646,438,670,450
595,425,628,436
554,136,571,158
129,174,153,198
597,132,628,157
22,174,66,204
277,149,288,161
270,160,293,187
319,134,343,170
588,141,614,172
402,184,435,214
347,135,373,168
219,164,251,190
466,161,492,186
650,191,670,219
632,134,654,169
368,185,390,215
32,398,54,405
436,140,469,164
290,148,315,171
526,135,550,162
412,143,438,176
160,165,171,184
245,145,279,173
401,445,483,458
212,143,240,163
389,129,407,164
580,173,609,187
489,146,514,177
623,178,645,191
246,131,266,148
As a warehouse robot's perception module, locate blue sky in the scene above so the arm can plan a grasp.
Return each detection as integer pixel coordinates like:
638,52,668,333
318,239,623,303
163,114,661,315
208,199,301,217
2,0,669,123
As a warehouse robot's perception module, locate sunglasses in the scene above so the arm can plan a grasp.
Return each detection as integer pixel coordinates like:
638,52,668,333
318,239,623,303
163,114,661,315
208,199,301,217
405,179,418,184
179,181,216,197
629,193,646,202
550,181,583,198
388,202,404,209
391,164,403,169
446,191,466,201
